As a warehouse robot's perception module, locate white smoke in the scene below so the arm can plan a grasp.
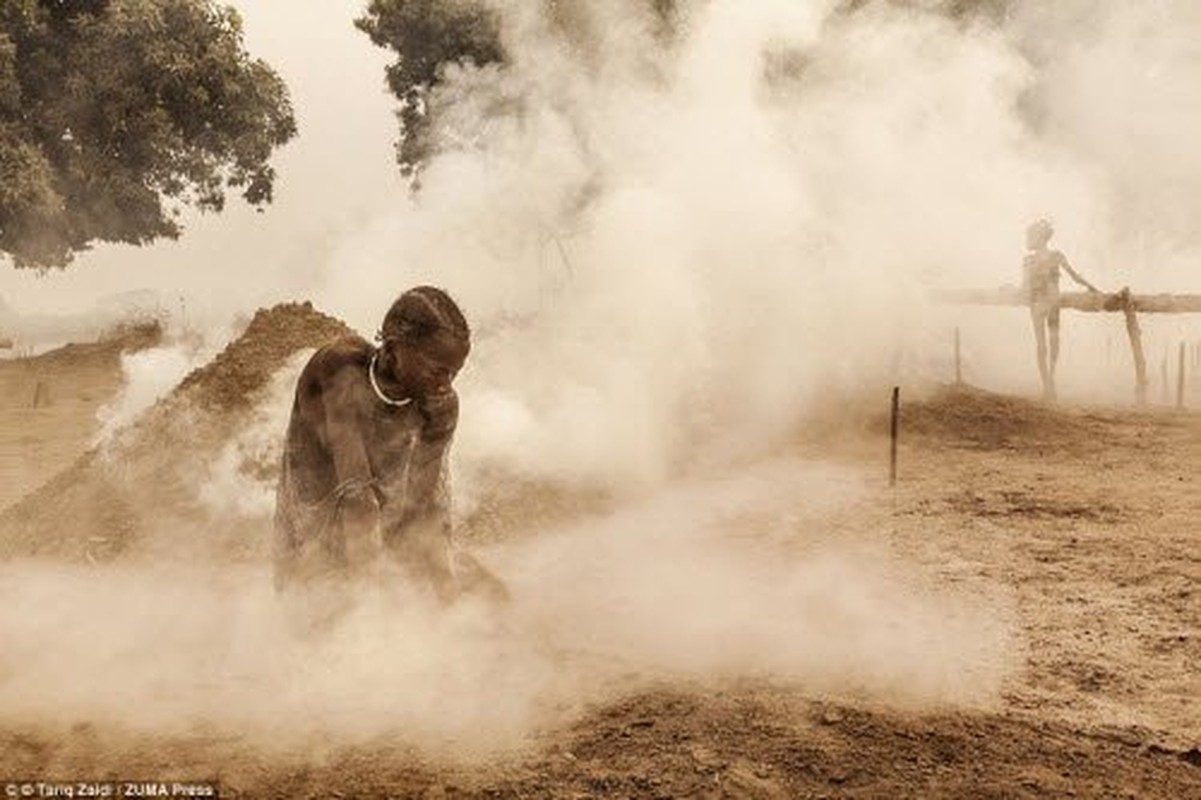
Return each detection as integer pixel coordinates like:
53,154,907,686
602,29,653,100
93,343,212,447
195,350,312,520
313,0,1147,485
6,0,1201,762
0,458,1013,755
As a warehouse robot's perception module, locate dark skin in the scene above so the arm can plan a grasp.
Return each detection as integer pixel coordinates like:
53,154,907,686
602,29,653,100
275,330,468,593
374,328,468,440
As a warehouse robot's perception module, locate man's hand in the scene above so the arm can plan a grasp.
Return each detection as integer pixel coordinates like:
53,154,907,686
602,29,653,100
337,479,382,528
419,389,459,442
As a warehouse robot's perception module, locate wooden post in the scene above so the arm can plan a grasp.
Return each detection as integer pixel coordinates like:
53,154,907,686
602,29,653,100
889,386,900,488
954,328,962,385
1162,350,1170,405
1178,341,1187,409
1119,289,1149,406
938,285,1201,406
31,380,48,408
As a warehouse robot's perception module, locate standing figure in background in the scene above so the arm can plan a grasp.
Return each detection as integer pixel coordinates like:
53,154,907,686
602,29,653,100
1022,219,1101,401
274,285,503,604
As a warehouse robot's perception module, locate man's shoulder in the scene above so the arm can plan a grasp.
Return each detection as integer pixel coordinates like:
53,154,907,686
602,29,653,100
300,335,372,382
317,334,372,359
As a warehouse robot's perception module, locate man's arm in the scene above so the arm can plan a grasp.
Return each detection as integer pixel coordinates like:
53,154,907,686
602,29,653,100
383,390,459,596
1060,252,1100,293
303,343,381,526
405,389,459,525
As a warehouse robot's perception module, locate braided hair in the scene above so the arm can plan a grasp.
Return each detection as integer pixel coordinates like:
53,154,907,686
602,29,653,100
380,286,470,349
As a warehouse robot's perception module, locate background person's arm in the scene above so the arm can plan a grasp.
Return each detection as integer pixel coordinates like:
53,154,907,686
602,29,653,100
1060,252,1101,292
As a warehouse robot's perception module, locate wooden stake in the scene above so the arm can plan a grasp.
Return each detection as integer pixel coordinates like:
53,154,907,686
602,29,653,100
1178,341,1186,409
889,386,900,488
1119,289,1148,406
1161,351,1169,405
954,328,962,385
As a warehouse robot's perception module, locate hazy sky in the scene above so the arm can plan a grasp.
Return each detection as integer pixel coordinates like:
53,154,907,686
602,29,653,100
4,0,1201,327
3,0,1199,414
0,1,405,317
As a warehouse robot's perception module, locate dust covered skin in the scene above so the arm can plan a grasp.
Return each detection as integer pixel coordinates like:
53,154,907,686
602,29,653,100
272,333,461,593
273,288,506,605
2,367,1200,797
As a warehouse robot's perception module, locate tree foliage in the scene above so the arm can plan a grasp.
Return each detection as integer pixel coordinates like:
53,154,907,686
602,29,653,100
838,0,1012,22
356,0,678,180
358,1,1019,182
0,0,296,269
355,0,504,181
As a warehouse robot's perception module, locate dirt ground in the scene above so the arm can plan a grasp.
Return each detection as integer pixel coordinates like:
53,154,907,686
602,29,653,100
0,323,1198,799
0,323,160,512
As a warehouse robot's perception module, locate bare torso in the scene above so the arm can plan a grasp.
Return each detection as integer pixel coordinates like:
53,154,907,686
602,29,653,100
274,335,456,587
1024,249,1067,311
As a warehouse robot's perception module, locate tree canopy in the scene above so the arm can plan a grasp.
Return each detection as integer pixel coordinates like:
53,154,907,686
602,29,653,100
355,0,504,181
356,0,679,180
0,0,296,269
356,1,1017,182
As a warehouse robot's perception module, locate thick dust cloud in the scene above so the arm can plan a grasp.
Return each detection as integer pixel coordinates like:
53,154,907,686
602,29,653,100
310,0,1201,480
92,342,220,447
0,459,1013,757
3,0,1200,760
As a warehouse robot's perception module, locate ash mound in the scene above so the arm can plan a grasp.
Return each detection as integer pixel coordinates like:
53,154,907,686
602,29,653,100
900,384,1107,452
0,302,352,562
173,303,350,414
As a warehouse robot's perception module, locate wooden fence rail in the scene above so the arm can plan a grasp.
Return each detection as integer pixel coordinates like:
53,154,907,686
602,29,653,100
936,287,1201,313
938,286,1201,405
